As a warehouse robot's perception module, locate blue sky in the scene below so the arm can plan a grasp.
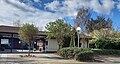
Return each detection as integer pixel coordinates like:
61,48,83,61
0,0,120,30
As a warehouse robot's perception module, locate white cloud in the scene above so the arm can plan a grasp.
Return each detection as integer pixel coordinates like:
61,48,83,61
0,0,62,30
45,1,60,11
90,0,115,14
45,0,115,15
0,0,117,31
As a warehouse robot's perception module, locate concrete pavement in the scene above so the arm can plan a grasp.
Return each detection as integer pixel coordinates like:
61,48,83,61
0,53,120,64
0,53,83,64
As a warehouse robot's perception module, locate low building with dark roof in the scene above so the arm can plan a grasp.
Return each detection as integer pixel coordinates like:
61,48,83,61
0,25,58,53
0,25,94,53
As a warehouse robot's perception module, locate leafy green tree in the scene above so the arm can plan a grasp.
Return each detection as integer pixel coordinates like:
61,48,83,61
89,28,120,49
45,19,72,49
89,28,117,40
19,23,39,56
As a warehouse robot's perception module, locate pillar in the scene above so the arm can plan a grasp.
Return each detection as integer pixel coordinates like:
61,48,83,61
87,39,89,48
10,34,13,53
0,39,1,51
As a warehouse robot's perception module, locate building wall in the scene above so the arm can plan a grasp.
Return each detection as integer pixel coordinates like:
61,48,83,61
80,39,89,48
81,42,88,48
46,39,58,51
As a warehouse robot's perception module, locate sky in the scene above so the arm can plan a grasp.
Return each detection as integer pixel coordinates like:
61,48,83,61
0,0,120,30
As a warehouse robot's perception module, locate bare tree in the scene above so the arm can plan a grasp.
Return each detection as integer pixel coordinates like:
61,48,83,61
86,16,112,33
74,8,91,48
13,20,21,27
75,8,91,34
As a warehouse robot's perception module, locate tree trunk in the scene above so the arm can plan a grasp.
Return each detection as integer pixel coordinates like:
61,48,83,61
70,36,74,47
28,43,31,56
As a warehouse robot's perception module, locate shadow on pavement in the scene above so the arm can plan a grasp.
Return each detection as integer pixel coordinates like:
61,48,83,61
0,57,36,63
40,56,66,60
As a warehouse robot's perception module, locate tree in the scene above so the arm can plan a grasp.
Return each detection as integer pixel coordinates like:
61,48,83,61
90,28,120,49
75,8,91,33
74,8,91,48
13,20,22,27
90,28,118,40
19,23,39,56
69,28,76,47
45,19,72,49
86,16,112,33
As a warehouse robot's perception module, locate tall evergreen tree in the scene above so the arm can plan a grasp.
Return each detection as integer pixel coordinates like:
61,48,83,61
45,19,72,49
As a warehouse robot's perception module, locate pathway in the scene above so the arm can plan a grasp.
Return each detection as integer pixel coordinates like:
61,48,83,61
0,53,83,64
0,53,120,64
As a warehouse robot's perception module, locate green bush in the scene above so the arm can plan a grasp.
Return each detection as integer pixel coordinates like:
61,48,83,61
94,39,120,50
94,39,107,49
92,49,120,55
75,51,94,61
57,47,91,59
73,48,91,56
57,47,78,59
58,47,120,61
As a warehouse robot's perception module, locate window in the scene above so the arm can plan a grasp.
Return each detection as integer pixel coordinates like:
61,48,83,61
0,33,12,37
1,39,9,44
13,34,19,38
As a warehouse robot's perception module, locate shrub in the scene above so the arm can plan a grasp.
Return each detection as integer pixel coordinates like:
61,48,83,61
57,47,78,59
94,39,120,50
58,47,120,62
92,49,120,55
75,51,94,61
57,47,91,59
94,39,107,49
73,48,91,55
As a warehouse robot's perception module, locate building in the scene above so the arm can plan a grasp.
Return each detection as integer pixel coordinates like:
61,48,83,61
0,25,94,53
0,26,58,52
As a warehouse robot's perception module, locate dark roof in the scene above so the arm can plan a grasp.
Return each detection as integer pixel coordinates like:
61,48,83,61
0,25,19,33
0,25,94,39
0,25,48,35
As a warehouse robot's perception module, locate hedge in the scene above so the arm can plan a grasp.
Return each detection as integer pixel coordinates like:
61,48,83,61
57,47,120,61
57,47,92,60
57,47,78,59
75,51,94,61
73,48,91,55
92,49,120,55
93,39,120,50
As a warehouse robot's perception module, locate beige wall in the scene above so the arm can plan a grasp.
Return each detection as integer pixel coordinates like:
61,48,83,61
46,39,58,51
80,39,89,48
81,42,88,48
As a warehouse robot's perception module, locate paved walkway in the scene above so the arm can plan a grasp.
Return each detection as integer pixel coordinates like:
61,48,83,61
0,53,83,64
0,53,120,64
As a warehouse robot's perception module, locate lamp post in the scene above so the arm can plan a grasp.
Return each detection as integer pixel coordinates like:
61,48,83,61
76,27,81,48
